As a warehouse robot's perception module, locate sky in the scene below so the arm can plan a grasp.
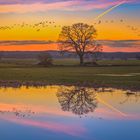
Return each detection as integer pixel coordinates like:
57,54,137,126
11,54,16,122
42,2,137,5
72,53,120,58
0,0,140,52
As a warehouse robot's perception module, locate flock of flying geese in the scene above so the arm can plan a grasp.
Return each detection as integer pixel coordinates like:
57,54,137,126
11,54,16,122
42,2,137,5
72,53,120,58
0,20,61,32
0,19,139,37
94,19,140,37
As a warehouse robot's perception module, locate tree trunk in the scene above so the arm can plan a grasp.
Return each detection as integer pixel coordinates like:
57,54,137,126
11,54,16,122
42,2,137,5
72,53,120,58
79,55,84,65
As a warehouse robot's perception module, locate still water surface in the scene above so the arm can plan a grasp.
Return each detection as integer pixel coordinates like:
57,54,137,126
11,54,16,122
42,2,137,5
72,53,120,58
0,86,140,140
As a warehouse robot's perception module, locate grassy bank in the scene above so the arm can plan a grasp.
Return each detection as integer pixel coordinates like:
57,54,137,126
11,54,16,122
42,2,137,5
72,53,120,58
0,59,140,90
0,58,140,67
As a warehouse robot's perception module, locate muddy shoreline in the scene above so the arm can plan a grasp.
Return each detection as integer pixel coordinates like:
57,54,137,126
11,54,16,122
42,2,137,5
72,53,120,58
0,80,139,92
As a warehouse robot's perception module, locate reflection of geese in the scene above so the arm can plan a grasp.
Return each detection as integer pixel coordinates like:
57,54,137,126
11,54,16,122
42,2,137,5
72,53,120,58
0,107,35,118
57,86,97,116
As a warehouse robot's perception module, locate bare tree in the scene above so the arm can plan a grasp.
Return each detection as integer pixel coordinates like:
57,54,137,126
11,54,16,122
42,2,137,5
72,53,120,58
57,86,97,116
38,52,53,66
59,23,101,65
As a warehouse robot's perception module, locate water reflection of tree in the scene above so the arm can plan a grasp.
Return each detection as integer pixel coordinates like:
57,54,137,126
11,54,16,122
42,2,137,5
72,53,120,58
57,87,97,116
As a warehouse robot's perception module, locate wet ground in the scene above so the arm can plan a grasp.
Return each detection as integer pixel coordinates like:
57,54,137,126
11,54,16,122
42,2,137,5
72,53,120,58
0,86,140,140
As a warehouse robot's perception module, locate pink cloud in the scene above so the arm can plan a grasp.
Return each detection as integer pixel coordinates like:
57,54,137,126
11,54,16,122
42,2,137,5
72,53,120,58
0,1,80,13
0,0,138,13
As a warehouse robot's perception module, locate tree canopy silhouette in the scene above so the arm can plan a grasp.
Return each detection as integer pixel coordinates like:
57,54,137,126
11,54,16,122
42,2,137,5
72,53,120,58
59,23,101,65
57,86,97,116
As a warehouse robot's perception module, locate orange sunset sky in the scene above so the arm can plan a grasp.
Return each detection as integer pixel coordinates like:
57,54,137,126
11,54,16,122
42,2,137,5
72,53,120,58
0,0,140,52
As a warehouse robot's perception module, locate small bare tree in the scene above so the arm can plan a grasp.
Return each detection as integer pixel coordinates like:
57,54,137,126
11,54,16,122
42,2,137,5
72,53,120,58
59,23,101,65
38,52,53,66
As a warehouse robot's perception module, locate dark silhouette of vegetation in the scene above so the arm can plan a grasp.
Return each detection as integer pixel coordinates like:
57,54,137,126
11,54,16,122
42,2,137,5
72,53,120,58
91,44,103,62
0,52,3,61
57,86,97,116
59,23,102,65
38,52,53,66
136,55,140,60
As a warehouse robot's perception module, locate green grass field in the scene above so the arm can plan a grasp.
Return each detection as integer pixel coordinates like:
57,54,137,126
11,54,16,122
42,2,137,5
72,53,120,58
1,58,140,67
0,58,140,90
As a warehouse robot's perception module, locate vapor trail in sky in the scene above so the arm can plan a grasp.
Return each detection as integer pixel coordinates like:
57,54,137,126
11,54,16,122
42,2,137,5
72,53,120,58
94,1,126,20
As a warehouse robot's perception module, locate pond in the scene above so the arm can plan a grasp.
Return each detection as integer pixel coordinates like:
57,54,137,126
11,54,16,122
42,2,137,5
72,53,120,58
0,85,140,140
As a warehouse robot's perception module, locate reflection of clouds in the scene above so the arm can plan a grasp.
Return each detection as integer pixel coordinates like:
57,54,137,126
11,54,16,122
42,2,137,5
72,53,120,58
1,116,86,136
0,103,75,118
57,87,97,116
0,86,139,121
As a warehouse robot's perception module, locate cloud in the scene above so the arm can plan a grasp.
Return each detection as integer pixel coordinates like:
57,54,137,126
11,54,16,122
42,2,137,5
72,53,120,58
0,40,140,48
0,40,139,52
0,40,54,46
0,1,80,13
98,40,140,48
0,0,139,13
0,0,69,5
0,0,139,5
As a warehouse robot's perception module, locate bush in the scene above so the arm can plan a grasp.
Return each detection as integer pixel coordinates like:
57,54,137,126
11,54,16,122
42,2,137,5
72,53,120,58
38,52,53,67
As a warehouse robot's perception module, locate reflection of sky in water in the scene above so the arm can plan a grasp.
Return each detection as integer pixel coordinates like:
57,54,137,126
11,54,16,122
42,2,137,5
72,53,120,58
0,86,140,140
